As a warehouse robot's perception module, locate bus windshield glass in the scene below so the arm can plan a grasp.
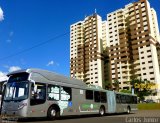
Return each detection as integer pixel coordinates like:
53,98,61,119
4,82,29,101
8,72,29,83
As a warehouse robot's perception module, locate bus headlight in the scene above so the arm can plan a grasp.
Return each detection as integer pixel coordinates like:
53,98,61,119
18,103,27,110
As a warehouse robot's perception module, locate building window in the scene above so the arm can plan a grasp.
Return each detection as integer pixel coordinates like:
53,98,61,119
142,62,145,64
149,66,153,69
147,50,151,52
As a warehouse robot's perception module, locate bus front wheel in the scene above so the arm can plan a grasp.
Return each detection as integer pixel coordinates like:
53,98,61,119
47,106,60,120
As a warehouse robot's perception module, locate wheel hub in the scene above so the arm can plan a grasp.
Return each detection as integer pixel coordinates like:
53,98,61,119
51,109,56,117
100,109,104,115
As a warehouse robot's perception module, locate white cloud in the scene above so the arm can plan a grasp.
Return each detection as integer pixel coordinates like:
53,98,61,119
46,61,60,67
0,66,21,82
0,71,8,81
8,66,21,72
46,61,54,66
0,7,4,21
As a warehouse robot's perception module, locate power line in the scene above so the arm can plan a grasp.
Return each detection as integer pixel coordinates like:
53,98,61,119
0,32,69,61
0,13,107,61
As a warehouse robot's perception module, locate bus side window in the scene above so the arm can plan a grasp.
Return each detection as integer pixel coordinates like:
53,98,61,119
30,83,46,106
94,91,100,102
100,92,107,103
116,94,120,103
126,96,130,104
131,96,134,104
121,95,127,104
133,96,137,104
86,90,93,100
121,95,126,104
47,84,60,100
61,86,72,101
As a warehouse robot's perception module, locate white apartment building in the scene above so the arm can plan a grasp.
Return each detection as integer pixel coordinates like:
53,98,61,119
70,14,107,88
107,0,160,98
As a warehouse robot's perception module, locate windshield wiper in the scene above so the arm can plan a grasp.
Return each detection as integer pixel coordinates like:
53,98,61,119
3,99,12,102
4,99,24,102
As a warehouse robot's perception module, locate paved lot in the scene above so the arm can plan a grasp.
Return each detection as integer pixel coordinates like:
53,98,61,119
1,110,160,123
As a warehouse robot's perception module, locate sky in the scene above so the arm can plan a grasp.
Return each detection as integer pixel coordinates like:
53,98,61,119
0,0,160,81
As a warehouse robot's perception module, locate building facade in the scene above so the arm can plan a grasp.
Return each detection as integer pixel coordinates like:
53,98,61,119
70,14,108,88
107,0,160,94
70,0,160,98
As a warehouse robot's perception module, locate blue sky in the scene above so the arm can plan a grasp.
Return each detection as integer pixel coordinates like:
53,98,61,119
0,0,160,78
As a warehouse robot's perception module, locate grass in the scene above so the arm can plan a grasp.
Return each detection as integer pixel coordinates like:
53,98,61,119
138,103,160,110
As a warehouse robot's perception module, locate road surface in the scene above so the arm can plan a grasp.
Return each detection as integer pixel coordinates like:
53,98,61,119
1,110,160,123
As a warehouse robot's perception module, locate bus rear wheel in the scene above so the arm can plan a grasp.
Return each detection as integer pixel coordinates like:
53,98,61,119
47,106,60,120
127,106,131,114
99,106,105,116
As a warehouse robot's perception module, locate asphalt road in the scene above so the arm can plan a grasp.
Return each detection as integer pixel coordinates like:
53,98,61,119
1,110,160,123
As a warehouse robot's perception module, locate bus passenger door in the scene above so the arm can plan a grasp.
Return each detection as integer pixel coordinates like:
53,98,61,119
29,83,47,117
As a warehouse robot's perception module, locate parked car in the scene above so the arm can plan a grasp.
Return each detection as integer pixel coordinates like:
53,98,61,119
146,99,156,103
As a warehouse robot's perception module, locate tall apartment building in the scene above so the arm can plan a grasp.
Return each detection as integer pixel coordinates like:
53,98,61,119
107,0,160,94
70,14,108,88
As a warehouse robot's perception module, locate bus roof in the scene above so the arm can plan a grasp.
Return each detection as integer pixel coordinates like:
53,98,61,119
7,68,87,88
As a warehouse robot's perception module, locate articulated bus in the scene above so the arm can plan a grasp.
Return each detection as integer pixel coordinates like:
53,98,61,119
1,68,137,120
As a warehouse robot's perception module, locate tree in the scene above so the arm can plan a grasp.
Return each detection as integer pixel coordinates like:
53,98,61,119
130,78,155,101
104,81,112,90
113,79,120,92
120,89,131,94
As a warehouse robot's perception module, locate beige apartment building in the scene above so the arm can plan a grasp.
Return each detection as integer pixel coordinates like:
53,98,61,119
70,0,160,100
70,14,108,88
107,0,160,97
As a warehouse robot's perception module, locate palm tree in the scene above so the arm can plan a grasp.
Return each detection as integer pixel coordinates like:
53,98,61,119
113,79,120,92
104,81,112,90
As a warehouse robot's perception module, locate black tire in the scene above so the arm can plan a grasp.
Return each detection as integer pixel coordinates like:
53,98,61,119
127,106,131,114
99,106,105,116
47,106,60,120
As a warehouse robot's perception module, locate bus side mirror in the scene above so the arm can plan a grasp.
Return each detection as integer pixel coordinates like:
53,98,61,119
2,82,6,95
34,85,37,93
30,79,37,93
2,82,7,91
31,87,38,99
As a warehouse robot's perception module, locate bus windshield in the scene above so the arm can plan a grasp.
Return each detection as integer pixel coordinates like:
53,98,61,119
4,82,29,101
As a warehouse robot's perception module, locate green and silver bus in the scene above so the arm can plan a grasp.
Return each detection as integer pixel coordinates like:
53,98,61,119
1,68,137,119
